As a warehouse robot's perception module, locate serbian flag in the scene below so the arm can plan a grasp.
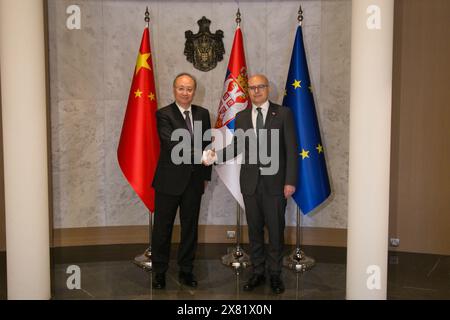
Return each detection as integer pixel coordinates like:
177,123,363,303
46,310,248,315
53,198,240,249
213,26,249,209
117,27,160,212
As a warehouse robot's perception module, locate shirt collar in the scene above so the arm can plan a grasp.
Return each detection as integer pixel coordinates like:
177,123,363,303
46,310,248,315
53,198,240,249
252,100,270,113
176,103,192,116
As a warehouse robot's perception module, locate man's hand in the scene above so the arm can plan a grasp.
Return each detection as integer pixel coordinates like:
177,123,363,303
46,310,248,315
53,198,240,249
202,149,217,166
284,185,296,199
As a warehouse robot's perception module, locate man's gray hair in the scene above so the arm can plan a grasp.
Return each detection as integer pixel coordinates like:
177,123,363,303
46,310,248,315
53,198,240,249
173,72,197,89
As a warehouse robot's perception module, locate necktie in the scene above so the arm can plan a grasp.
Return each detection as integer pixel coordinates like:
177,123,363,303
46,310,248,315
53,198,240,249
184,110,193,136
256,108,263,165
256,107,264,133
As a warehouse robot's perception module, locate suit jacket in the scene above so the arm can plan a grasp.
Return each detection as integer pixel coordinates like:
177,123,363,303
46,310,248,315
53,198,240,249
152,103,212,196
219,101,298,196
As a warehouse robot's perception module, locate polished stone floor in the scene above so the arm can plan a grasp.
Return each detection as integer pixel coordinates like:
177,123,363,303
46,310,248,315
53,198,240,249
1,244,449,299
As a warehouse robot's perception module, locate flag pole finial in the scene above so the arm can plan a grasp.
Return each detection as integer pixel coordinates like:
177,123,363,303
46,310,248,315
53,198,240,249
298,5,303,26
236,8,241,26
145,7,150,27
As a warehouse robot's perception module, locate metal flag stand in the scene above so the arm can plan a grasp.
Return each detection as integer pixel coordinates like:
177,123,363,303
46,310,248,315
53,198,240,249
132,8,153,272
221,202,251,272
220,8,251,274
283,206,315,272
133,212,153,271
282,5,315,274
295,269,303,300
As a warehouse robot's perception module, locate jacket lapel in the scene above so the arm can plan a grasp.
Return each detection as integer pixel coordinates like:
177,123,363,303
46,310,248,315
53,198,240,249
264,102,277,129
192,105,204,136
191,105,200,124
172,103,189,130
243,109,254,132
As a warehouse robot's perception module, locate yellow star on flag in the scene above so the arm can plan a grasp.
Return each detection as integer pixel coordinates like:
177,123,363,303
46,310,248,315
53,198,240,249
135,52,151,75
316,144,324,153
300,149,310,159
309,85,313,92
148,92,155,101
292,79,301,89
134,88,142,98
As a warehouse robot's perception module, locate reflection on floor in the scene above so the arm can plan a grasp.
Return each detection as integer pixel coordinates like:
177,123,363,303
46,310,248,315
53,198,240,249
0,244,448,300
44,244,449,300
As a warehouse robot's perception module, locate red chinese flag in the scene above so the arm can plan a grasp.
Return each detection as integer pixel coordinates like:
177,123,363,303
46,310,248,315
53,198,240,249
117,27,160,212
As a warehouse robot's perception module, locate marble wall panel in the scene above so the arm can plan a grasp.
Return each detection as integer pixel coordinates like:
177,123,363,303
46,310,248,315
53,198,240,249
48,0,105,101
48,0,351,229
103,99,149,225
52,100,106,227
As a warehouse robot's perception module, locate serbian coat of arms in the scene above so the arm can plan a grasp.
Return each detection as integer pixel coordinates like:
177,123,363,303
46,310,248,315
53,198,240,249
184,16,225,72
215,67,248,128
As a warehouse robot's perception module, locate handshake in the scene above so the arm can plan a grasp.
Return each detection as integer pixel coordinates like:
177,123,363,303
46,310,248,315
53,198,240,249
201,149,218,166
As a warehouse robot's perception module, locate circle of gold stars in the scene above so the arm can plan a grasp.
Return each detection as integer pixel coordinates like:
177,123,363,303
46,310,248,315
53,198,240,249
299,144,325,160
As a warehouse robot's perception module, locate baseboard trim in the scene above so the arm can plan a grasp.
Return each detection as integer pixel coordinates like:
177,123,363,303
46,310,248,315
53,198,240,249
52,225,347,248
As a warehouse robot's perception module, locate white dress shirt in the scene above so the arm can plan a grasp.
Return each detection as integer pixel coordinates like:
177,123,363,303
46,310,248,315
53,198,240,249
251,100,269,134
176,103,193,130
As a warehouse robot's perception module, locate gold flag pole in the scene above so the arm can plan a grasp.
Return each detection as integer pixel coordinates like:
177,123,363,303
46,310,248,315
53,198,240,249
283,206,315,272
220,8,251,274
282,5,316,273
133,7,153,271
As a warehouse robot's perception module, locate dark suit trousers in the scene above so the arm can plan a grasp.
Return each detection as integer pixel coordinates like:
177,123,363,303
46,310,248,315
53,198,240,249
151,175,202,274
243,175,287,276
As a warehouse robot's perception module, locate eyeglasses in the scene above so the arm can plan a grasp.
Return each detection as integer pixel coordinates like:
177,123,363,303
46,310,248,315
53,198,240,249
248,84,268,92
175,87,194,94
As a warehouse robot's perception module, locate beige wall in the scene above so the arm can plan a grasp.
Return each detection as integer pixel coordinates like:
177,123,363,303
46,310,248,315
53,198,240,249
389,0,450,255
47,0,351,230
5,0,350,251
0,86,4,251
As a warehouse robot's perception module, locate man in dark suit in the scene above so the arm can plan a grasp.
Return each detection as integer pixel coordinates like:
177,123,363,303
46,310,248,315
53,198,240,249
151,73,212,289
204,74,298,294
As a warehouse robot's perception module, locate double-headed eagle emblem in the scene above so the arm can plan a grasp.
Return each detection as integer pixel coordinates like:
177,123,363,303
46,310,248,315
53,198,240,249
184,16,225,72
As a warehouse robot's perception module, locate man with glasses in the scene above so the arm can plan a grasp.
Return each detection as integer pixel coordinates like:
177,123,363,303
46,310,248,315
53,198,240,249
204,74,298,294
151,73,212,289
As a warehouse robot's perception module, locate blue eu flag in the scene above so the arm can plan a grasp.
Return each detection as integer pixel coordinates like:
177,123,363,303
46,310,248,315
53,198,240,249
282,25,331,214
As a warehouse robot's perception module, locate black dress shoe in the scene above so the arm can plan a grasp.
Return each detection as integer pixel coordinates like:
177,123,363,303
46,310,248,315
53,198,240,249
179,272,198,287
243,274,265,291
152,273,166,289
270,275,285,294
